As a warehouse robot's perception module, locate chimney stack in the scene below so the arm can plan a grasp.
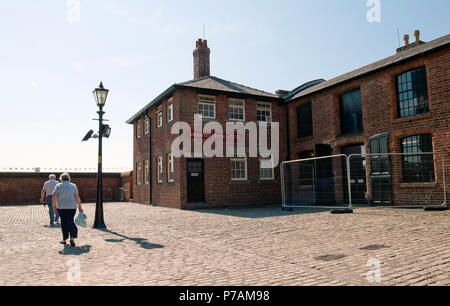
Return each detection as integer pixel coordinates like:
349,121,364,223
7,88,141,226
414,30,420,43
193,38,210,79
397,30,425,53
403,34,410,46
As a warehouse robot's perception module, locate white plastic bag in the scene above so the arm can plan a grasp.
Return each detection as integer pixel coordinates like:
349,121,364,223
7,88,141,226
75,212,87,228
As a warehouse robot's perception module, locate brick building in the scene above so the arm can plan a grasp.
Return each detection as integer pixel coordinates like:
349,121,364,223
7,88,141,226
127,32,450,208
126,39,286,209
286,31,450,206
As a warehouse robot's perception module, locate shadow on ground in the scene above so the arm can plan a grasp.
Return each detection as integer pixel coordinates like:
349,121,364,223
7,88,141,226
43,224,61,229
58,245,92,256
101,229,164,250
192,204,332,219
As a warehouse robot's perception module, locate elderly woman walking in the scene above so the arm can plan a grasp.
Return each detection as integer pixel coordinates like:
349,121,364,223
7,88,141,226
52,173,84,247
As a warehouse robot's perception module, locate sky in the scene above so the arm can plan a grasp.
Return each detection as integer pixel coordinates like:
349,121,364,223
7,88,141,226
0,0,449,172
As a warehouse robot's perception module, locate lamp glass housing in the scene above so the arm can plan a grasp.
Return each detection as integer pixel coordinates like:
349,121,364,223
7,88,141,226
93,82,109,106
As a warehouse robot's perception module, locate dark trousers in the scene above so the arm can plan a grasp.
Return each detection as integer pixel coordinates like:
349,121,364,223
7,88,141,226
58,209,78,240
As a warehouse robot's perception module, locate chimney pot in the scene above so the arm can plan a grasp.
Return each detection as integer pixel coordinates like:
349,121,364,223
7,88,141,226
414,30,420,42
403,34,410,46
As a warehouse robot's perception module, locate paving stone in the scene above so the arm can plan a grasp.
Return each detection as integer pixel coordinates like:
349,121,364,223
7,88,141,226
0,203,448,286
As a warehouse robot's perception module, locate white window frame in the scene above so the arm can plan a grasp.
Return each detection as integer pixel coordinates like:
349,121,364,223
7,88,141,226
198,96,216,119
231,157,247,181
144,160,149,184
259,157,275,180
137,123,142,139
156,106,163,128
157,156,163,183
144,119,150,135
167,99,174,122
167,153,174,182
229,99,245,121
257,102,272,122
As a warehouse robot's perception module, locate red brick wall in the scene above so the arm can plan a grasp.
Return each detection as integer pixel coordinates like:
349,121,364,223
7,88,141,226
133,94,182,208
287,47,450,206
120,171,133,201
0,173,123,205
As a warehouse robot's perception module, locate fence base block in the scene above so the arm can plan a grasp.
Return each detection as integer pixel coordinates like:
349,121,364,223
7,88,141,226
424,206,449,212
281,207,294,212
331,208,354,214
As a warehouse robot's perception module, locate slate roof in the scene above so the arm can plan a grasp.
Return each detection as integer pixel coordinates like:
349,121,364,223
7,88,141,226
177,76,278,98
286,34,450,101
126,75,279,124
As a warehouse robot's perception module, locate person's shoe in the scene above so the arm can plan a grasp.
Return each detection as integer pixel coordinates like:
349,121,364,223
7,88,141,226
70,239,76,247
60,241,67,245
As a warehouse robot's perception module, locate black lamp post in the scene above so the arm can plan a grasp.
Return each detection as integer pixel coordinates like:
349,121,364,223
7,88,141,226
92,82,109,229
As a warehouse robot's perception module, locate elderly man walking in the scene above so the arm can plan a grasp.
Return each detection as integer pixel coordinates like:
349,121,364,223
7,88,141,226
40,174,60,226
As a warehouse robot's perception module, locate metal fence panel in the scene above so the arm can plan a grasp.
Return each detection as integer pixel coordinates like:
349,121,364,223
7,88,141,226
281,155,351,209
349,152,447,207
281,152,447,210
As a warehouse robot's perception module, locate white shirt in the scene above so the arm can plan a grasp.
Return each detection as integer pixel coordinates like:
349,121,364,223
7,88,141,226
43,179,58,196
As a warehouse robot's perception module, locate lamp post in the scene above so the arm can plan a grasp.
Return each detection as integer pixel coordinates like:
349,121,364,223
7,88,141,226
92,82,109,229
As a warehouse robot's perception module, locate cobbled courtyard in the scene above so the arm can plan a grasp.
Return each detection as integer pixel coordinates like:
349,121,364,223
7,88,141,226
0,203,449,286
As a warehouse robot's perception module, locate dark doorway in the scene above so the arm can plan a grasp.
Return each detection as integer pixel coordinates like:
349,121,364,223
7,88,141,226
314,144,335,205
341,145,367,205
368,133,392,205
187,159,205,203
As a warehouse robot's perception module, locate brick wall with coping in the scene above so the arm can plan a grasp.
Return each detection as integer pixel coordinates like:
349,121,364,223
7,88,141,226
0,172,131,205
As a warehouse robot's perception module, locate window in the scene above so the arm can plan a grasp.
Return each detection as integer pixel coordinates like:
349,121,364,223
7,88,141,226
296,102,313,138
167,100,174,122
144,119,150,135
136,162,142,185
144,160,149,185
259,157,274,180
157,156,163,183
340,89,363,135
397,67,429,118
257,103,272,122
167,153,174,182
157,108,163,128
298,151,315,186
231,157,247,181
198,96,216,118
401,134,435,183
229,100,245,121
137,124,142,139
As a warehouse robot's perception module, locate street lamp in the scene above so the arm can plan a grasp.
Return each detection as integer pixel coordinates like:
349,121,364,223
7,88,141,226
92,82,109,229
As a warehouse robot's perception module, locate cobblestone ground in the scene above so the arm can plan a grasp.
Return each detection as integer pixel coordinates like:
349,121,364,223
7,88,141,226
0,203,449,286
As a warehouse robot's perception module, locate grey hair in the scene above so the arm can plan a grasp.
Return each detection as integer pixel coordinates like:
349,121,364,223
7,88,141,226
60,173,71,182
49,174,56,180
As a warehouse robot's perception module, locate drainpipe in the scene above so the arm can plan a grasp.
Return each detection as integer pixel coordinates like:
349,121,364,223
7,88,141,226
145,111,153,205
285,103,291,161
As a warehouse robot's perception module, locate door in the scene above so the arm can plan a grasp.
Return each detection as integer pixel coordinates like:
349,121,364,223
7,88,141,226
314,144,335,205
341,145,367,205
187,159,205,203
368,133,392,205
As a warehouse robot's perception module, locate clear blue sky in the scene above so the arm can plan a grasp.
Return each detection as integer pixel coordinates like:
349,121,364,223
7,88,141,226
0,0,449,172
